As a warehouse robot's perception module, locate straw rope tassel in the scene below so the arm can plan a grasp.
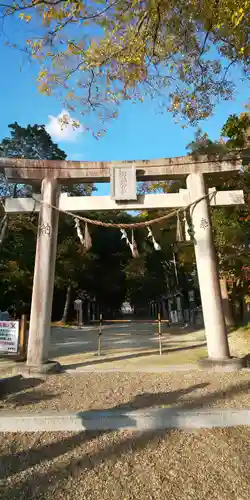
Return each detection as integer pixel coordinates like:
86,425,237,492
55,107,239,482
147,226,161,251
120,229,130,245
74,218,84,245
131,229,139,258
75,218,92,251
176,210,185,242
183,210,191,241
84,222,92,251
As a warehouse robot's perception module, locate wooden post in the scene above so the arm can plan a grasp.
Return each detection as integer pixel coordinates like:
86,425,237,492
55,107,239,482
19,314,27,360
27,177,60,368
158,312,162,355
187,173,230,360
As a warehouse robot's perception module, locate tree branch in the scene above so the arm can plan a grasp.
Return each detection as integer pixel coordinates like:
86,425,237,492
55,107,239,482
152,4,161,57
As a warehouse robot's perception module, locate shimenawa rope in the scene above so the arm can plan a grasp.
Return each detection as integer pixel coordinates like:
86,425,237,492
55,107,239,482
31,191,214,229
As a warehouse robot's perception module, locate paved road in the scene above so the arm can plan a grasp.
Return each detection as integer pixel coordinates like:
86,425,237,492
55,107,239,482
49,323,205,359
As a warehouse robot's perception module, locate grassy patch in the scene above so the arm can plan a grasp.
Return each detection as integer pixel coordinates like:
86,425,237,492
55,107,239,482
126,346,208,367
163,346,207,364
243,322,250,332
61,345,208,370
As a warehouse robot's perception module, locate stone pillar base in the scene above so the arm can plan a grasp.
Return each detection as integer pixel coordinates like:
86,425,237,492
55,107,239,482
15,361,62,376
199,355,249,371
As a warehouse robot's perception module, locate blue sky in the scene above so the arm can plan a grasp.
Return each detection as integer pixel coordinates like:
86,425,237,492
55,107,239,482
0,23,249,196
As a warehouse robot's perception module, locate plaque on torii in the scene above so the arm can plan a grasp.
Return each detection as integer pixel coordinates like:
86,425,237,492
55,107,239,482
111,165,137,201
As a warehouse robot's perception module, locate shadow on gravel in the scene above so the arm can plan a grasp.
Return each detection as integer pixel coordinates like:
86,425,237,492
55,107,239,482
0,379,250,499
0,375,57,408
112,383,209,411
0,382,207,481
0,376,43,398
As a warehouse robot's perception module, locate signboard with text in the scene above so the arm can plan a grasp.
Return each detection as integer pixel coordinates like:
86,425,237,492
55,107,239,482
74,299,82,310
0,321,19,354
111,166,137,201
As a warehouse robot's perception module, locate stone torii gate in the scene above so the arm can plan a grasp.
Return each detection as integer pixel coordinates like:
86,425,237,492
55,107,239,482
0,153,244,372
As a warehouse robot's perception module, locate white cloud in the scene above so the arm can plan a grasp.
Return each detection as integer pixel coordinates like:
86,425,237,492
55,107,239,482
45,109,84,142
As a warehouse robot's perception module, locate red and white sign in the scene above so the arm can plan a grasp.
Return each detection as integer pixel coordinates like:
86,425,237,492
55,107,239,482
0,321,19,354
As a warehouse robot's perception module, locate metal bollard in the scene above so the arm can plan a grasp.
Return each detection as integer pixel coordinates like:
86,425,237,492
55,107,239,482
98,313,103,356
158,312,162,355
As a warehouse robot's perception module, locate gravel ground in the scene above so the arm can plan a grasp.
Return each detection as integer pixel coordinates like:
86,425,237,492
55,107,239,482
1,371,250,412
0,427,249,500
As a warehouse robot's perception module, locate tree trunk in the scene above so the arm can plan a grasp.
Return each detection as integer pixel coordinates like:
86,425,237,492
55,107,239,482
61,282,72,324
220,277,235,327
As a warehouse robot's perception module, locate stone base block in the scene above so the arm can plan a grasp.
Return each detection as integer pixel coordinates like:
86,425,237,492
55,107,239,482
14,360,62,376
199,356,248,371
242,353,250,368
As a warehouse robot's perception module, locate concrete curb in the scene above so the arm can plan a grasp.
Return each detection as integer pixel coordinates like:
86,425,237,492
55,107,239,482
64,365,199,373
0,408,250,432
65,365,250,374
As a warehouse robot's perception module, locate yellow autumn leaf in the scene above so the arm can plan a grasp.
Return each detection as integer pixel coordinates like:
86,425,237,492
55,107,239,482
37,69,48,81
19,12,31,22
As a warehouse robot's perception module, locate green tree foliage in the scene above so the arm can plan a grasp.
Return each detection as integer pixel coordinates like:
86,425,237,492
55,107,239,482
1,200,174,319
0,122,66,160
0,122,65,311
0,122,97,319
0,122,67,198
186,128,228,156
139,109,250,317
1,1,249,130
0,127,168,317
0,214,36,314
221,111,250,149
187,110,250,310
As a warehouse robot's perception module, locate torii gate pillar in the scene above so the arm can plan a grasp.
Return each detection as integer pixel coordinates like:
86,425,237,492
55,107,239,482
26,177,60,369
187,173,230,360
